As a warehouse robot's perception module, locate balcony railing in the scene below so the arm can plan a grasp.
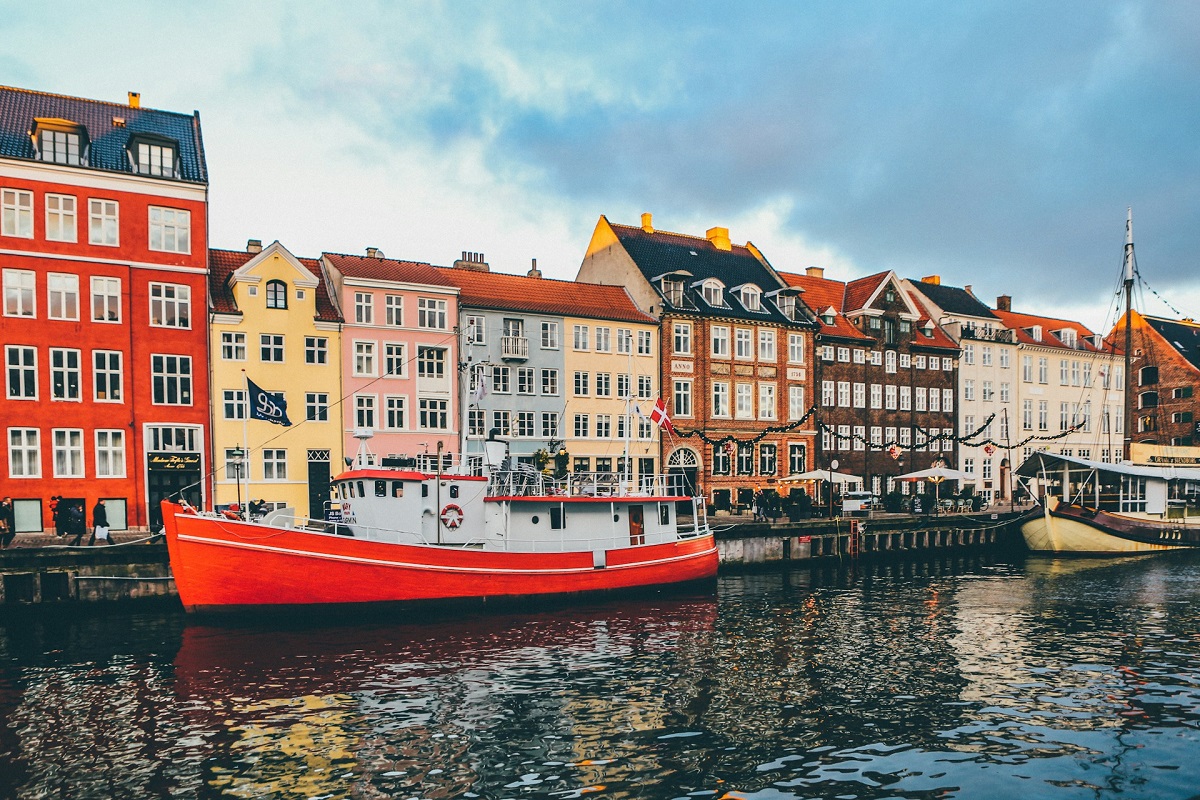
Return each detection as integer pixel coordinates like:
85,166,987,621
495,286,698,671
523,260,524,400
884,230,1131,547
960,327,1014,343
500,336,529,360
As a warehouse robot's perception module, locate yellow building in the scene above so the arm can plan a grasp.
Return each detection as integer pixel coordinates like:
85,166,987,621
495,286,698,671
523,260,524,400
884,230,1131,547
208,240,343,519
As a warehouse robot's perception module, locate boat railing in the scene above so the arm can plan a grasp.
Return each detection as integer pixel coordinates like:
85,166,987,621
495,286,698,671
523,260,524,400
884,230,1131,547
487,469,689,498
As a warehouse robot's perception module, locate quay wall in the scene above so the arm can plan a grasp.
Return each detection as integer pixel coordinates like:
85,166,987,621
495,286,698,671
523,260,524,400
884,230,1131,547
0,515,1023,607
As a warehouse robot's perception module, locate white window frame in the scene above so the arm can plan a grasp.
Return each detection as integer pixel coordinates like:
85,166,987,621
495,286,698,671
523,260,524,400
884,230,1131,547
47,272,79,321
1,188,33,238
52,428,85,478
49,347,81,401
354,340,377,377
95,429,126,478
262,449,288,481
89,198,119,246
148,206,191,253
150,354,192,405
149,282,191,329
6,345,37,400
8,427,41,477
3,268,35,318
355,292,374,324
417,297,447,330
91,276,122,323
93,349,123,402
45,193,77,242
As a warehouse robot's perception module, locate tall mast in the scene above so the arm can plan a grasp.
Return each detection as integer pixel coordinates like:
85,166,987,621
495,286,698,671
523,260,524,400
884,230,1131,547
1122,207,1134,460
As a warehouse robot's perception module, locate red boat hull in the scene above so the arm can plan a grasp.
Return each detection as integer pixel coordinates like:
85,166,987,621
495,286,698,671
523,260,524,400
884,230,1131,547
162,503,719,613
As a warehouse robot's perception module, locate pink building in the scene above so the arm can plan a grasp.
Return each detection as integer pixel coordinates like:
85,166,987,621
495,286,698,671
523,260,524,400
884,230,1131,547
322,250,461,468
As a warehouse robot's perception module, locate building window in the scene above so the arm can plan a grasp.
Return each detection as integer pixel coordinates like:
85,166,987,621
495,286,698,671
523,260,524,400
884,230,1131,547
735,383,754,419
672,323,691,355
45,194,77,242
711,326,730,357
417,347,445,378
420,398,448,430
702,279,725,306
384,343,405,377
49,348,81,400
737,442,754,475
788,333,805,364
354,341,376,376
47,273,79,320
89,199,119,245
1,189,33,238
305,337,327,365
148,206,190,253
712,382,730,417
517,367,535,395
542,321,560,349
674,380,693,417
306,393,329,422
541,368,559,395
266,280,289,309
223,389,247,420
385,396,406,430
3,269,35,317
759,444,777,476
93,350,122,401
541,412,559,439
637,330,652,355
596,372,611,397
355,394,377,429
380,294,403,326
7,428,40,477
260,334,285,362
758,330,776,361
95,430,125,478
263,449,287,480
595,326,611,352
220,331,246,361
492,365,511,394
735,329,753,360
355,292,374,323
134,141,177,177
595,414,612,438
91,276,121,322
573,413,589,438
6,345,37,399
52,428,84,478
789,386,806,420
573,371,590,396
39,129,83,165
616,328,633,354
758,383,776,419
151,354,192,405
149,283,191,328
712,444,731,475
417,297,447,329
789,444,807,475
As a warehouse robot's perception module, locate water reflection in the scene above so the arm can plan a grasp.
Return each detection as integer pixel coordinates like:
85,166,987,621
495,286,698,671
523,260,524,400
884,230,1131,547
0,553,1199,799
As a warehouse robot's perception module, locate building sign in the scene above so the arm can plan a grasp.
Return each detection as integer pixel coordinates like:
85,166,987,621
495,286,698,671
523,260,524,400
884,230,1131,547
787,367,806,381
1130,442,1200,465
670,359,693,374
147,451,202,471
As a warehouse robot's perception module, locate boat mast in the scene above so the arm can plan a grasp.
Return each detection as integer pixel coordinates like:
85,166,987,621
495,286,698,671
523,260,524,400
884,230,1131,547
1122,208,1134,461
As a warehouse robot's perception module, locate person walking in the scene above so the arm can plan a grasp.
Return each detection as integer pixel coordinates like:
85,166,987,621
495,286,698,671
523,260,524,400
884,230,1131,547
89,499,110,546
0,496,15,549
66,501,86,546
49,495,62,537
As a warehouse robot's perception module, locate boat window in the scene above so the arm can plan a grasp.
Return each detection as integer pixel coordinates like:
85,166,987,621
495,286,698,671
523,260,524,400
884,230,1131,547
449,485,460,499
346,483,355,498
531,515,539,525
375,480,386,497
659,503,670,525
357,481,365,498
550,505,566,529
330,484,340,500
422,484,429,497
391,481,404,497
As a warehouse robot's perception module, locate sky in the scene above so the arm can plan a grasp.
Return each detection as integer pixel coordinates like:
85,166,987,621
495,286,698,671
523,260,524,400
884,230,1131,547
2,1,1197,332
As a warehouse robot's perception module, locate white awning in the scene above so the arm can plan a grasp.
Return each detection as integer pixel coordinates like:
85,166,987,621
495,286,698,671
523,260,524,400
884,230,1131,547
1015,451,1200,481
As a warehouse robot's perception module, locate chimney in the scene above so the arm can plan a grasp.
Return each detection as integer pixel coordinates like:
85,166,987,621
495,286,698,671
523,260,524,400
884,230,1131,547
454,251,490,272
805,266,825,279
706,226,731,251
128,91,141,109
964,284,975,297
246,239,262,253
527,258,542,279
365,247,382,259
922,275,941,285
996,295,1011,312
641,212,654,233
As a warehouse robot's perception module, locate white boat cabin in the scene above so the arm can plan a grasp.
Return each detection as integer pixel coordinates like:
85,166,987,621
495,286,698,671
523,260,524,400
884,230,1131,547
1017,452,1200,521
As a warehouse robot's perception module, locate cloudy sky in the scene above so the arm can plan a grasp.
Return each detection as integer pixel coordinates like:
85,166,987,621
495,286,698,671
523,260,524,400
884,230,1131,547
3,1,1197,330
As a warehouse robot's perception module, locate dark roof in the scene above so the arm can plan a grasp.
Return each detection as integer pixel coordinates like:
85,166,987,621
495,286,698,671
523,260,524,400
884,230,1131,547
437,267,655,324
0,85,206,183
209,248,341,323
1143,315,1200,373
907,279,999,320
609,221,801,325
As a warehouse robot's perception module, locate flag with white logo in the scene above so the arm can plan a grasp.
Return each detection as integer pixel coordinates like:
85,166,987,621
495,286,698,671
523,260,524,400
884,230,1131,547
649,396,676,436
247,378,292,426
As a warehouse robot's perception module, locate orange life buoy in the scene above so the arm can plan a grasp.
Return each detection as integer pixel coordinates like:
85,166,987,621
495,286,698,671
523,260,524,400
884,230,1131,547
439,503,464,530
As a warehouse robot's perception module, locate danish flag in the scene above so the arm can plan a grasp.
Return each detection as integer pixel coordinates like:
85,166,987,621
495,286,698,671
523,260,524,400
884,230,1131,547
650,397,677,436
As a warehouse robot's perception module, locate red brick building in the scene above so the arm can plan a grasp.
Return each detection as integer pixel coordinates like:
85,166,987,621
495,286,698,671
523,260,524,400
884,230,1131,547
780,268,960,498
1108,310,1200,449
0,86,209,533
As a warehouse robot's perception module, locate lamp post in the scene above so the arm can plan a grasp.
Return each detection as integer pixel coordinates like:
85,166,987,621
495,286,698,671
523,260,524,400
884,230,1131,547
230,448,245,519
828,458,839,518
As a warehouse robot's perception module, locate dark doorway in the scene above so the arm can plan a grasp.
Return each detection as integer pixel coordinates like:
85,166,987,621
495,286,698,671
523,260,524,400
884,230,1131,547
628,504,644,545
308,450,331,520
147,469,201,532
668,466,698,517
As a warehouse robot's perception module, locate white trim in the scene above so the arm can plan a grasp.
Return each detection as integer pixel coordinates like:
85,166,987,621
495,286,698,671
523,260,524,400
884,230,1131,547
0,246,206,274
0,157,208,200
343,276,457,295
231,241,319,288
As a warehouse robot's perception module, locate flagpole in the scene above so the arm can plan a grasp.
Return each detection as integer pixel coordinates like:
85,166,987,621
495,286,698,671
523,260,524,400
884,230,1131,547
242,369,250,519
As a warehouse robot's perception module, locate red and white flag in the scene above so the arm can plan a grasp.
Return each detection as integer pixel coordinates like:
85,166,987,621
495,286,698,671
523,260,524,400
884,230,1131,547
649,397,677,436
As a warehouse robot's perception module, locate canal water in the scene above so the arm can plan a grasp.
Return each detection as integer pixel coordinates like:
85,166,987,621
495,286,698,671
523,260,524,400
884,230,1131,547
2,552,1199,799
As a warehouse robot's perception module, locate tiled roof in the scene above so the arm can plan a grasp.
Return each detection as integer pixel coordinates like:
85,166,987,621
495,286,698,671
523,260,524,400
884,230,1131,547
323,253,456,288
906,279,999,320
0,84,206,183
437,267,655,324
1142,315,1200,373
844,271,890,312
992,309,1107,353
778,271,871,341
608,222,800,325
208,248,341,323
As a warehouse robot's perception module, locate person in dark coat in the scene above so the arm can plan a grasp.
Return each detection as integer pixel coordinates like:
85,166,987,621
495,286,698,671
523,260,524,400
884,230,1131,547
49,496,62,537
66,502,86,546
0,497,15,549
88,499,110,546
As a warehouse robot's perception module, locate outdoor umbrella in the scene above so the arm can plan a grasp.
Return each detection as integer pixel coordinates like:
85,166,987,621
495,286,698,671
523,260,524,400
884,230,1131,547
893,466,969,513
778,469,861,485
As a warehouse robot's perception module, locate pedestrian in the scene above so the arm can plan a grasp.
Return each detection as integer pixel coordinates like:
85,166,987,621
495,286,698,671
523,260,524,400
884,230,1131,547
66,501,86,546
49,495,62,537
0,496,15,549
89,499,110,546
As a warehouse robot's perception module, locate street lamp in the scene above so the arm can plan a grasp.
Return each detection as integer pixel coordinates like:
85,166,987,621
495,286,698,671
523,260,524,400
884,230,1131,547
230,448,245,519
828,458,839,518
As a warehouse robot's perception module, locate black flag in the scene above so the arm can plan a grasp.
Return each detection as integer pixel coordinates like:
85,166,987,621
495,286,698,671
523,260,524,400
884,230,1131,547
247,379,292,426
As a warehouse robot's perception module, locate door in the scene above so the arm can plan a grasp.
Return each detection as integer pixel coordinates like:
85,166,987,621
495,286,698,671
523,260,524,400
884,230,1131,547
147,469,201,532
308,450,331,520
628,504,645,545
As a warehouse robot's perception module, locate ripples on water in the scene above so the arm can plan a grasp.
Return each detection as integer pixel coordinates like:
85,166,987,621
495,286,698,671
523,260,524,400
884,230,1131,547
2,552,1200,799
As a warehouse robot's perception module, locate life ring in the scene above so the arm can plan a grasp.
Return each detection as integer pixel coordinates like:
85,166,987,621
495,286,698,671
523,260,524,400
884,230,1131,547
439,503,464,530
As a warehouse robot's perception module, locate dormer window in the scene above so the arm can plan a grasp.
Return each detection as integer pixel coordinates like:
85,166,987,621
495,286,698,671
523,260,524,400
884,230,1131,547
32,119,88,166
774,294,796,319
266,280,288,309
922,321,934,338
1057,328,1077,348
701,279,726,307
1029,325,1043,342
885,288,896,303
739,285,761,311
128,135,179,178
662,279,684,307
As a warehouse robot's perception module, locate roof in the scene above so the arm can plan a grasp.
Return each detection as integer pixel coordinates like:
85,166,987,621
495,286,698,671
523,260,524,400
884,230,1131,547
844,271,891,313
437,267,656,324
1015,450,1200,481
907,279,999,320
608,222,801,325
992,308,1109,354
778,271,871,341
323,252,456,288
0,84,206,183
1142,315,1200,373
208,248,341,322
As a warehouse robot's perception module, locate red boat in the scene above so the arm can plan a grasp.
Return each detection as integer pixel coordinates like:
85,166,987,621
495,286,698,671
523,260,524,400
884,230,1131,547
162,443,717,613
